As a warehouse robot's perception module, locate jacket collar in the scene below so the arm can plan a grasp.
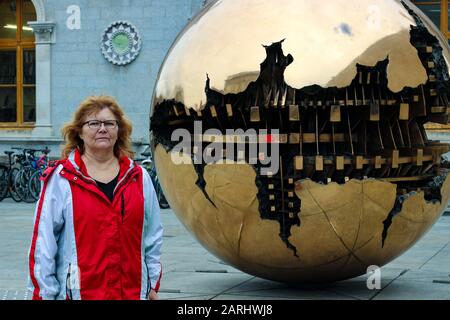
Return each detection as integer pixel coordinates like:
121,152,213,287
66,149,135,182
62,149,139,205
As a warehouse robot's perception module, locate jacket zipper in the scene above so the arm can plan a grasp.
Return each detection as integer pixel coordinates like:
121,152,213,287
121,193,125,223
116,169,139,223
113,165,135,195
66,263,73,300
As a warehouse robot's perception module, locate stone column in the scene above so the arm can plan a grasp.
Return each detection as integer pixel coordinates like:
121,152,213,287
28,21,55,137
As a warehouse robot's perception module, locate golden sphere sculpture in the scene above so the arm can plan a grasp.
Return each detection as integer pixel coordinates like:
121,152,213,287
150,0,450,283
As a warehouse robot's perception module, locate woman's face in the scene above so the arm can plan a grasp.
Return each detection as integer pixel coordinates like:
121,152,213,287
80,108,119,155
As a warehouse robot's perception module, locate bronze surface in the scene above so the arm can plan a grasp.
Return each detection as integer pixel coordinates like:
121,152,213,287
154,0,448,110
155,145,450,282
150,0,450,283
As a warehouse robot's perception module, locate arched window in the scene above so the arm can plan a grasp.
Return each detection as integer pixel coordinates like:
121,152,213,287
412,1,450,133
412,1,450,44
0,0,36,128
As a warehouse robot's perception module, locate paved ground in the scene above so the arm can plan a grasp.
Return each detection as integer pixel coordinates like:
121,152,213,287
0,198,449,300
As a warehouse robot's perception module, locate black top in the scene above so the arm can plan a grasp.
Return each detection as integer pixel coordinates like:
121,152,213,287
95,173,119,202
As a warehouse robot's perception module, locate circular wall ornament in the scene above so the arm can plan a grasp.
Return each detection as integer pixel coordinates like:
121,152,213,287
101,21,141,66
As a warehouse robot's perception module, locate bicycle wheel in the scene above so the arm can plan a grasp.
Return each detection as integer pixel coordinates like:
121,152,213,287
28,169,42,201
9,167,22,202
157,185,170,209
153,178,170,209
0,165,8,201
14,168,36,203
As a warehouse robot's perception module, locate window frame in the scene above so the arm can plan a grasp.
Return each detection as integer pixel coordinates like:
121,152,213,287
0,0,36,129
412,1,450,132
412,1,450,40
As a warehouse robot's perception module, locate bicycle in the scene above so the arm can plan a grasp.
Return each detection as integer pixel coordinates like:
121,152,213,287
28,148,51,201
14,148,49,203
0,150,22,202
136,145,170,209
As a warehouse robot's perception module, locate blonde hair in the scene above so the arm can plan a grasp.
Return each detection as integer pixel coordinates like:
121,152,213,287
61,95,135,159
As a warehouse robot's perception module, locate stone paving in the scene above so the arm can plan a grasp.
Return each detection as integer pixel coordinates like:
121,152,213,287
0,198,449,300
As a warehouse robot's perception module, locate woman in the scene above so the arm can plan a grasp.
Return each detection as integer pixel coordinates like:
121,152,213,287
28,96,163,300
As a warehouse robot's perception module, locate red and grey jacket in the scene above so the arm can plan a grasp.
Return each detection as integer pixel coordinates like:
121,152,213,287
28,149,163,300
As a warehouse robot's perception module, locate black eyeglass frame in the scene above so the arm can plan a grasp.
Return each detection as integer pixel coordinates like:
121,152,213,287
82,120,119,129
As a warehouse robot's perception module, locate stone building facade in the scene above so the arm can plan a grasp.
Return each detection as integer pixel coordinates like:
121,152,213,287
0,0,204,157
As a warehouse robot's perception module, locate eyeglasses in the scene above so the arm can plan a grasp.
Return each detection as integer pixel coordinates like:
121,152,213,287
82,120,119,130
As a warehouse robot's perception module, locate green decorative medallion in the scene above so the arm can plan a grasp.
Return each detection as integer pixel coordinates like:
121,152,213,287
101,21,141,66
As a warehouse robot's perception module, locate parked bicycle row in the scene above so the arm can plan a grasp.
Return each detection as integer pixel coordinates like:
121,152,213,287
0,147,50,203
0,145,170,208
